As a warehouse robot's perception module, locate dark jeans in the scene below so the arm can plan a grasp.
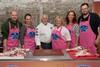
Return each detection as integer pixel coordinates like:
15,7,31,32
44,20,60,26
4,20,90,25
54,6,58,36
41,42,52,49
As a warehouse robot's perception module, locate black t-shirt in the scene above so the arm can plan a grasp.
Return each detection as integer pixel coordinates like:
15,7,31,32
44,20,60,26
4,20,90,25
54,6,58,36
78,12,100,35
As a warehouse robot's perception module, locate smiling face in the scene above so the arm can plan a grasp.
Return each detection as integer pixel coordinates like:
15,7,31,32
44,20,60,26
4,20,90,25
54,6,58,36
41,15,48,25
81,4,89,15
55,17,63,27
24,15,32,25
10,11,18,21
68,12,75,22
66,10,76,24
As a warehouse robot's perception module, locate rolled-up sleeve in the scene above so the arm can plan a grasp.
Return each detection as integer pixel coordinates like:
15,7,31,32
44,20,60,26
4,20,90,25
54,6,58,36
35,28,41,46
65,29,71,41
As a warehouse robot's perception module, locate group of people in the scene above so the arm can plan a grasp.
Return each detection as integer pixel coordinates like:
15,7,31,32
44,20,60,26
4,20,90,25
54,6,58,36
1,3,100,54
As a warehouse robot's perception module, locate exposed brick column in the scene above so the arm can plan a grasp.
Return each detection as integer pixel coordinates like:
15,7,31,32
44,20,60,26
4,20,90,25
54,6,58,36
93,0,100,15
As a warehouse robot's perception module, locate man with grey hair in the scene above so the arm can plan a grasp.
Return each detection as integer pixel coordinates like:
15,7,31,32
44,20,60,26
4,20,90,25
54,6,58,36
36,14,53,49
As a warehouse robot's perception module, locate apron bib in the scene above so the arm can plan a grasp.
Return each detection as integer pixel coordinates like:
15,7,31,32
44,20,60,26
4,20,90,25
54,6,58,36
66,24,76,48
23,27,36,50
51,27,67,50
79,16,96,54
7,22,19,50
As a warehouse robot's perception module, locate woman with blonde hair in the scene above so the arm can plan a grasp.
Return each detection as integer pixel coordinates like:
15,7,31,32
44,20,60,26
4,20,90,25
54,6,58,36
51,16,71,49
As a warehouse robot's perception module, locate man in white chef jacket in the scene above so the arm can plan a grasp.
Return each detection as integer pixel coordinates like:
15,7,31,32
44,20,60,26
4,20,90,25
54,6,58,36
36,14,53,49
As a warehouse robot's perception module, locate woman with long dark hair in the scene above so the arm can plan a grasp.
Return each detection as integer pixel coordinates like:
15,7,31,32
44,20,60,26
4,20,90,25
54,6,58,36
66,10,79,48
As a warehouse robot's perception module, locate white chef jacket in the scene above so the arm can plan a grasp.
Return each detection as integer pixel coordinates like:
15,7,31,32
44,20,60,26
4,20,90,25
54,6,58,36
35,22,53,45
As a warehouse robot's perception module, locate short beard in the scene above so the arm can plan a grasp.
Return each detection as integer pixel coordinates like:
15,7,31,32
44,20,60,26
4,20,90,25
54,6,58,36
82,12,89,16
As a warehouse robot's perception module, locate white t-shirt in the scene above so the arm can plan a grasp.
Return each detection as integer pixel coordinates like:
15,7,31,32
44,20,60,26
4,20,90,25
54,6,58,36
52,26,71,41
35,23,53,45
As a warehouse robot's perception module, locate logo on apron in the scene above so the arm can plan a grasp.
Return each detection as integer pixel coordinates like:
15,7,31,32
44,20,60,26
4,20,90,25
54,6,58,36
10,32,19,39
7,64,18,67
28,32,35,38
80,25,88,32
77,64,90,67
52,34,60,40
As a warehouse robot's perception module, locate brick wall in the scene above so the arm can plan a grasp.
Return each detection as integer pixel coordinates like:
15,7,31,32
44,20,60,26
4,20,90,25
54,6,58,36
93,2,100,15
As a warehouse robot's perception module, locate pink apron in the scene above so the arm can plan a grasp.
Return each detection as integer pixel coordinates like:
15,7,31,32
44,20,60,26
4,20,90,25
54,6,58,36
23,27,36,50
7,22,19,50
51,27,67,50
66,24,76,48
79,16,97,54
